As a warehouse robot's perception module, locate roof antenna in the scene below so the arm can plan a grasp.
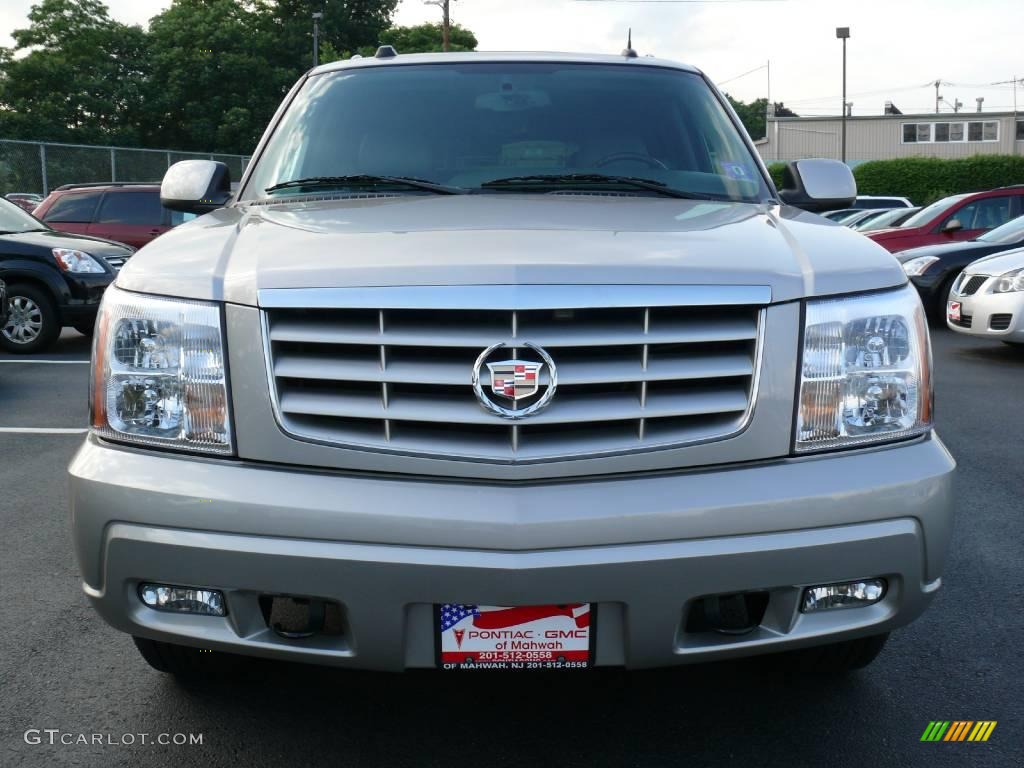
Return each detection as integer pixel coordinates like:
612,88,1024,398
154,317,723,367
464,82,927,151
622,28,638,58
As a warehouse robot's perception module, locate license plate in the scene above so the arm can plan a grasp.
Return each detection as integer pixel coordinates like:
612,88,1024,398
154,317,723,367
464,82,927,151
948,301,961,321
437,604,593,670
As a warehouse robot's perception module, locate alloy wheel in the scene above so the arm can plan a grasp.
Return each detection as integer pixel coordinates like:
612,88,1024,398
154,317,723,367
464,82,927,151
2,295,44,344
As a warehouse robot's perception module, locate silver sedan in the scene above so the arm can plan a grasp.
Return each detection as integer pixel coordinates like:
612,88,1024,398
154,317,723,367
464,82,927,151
946,246,1024,346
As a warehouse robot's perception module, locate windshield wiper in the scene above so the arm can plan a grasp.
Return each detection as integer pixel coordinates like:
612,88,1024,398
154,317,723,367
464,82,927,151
479,173,720,200
265,175,466,195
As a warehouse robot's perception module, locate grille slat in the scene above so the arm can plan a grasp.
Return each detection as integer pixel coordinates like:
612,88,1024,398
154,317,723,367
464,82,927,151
274,350,754,386
278,386,750,427
265,295,763,462
268,316,758,348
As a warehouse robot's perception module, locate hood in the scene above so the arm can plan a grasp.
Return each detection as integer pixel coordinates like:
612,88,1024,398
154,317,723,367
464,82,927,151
0,228,134,259
893,238,999,264
964,245,1024,275
115,195,907,305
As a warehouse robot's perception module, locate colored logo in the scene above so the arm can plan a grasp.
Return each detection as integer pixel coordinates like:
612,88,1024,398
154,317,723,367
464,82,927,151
453,629,465,648
920,721,997,742
471,342,558,420
488,360,543,401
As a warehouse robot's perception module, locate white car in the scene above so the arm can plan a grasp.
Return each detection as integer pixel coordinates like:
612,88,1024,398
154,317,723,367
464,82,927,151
946,246,1024,346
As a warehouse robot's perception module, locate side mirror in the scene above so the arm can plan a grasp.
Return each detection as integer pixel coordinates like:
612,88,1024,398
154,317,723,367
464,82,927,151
942,218,963,233
778,159,856,213
160,160,232,214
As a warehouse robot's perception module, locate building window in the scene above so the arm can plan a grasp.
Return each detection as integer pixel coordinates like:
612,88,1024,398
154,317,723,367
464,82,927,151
902,120,998,143
1017,119,1024,141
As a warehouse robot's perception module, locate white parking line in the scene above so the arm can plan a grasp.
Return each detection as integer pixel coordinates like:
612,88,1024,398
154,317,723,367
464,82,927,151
0,427,88,434
0,359,89,364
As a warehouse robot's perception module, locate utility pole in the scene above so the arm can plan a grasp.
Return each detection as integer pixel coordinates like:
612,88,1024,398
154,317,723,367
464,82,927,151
934,80,942,114
836,27,849,164
425,0,453,52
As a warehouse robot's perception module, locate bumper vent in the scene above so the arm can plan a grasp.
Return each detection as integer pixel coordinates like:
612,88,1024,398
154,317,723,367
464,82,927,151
951,313,973,329
990,313,1013,331
262,291,764,462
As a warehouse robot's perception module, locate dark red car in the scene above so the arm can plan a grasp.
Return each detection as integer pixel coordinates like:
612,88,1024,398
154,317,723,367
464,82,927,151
33,182,195,250
867,186,1024,254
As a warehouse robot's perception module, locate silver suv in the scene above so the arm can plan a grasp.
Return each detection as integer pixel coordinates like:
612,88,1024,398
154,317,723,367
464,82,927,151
69,51,954,676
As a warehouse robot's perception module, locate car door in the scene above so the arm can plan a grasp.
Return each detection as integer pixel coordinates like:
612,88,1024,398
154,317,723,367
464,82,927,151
88,189,167,249
38,190,102,237
937,195,1019,244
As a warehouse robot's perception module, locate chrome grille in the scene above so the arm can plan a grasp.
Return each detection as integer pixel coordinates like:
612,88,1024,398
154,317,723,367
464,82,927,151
263,290,764,462
958,274,988,296
103,255,129,272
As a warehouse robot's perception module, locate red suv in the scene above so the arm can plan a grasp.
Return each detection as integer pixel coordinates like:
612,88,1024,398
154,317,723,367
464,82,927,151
867,186,1024,253
33,183,195,249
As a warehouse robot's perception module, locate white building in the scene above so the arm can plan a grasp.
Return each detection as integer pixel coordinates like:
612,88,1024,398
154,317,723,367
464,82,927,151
756,111,1024,166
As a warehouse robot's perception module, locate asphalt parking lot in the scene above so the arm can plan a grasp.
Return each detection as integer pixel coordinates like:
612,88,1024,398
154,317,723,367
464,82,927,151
1,325,1021,768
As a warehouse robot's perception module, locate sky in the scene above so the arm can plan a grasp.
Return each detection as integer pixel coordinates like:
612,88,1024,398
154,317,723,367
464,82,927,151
1,0,1021,117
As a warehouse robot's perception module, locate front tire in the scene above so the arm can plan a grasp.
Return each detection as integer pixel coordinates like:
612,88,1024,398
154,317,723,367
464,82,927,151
788,632,889,674
0,283,60,354
132,636,215,677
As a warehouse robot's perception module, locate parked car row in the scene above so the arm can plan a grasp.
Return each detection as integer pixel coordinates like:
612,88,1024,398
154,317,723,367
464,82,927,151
946,246,1024,346
32,182,196,249
0,197,133,353
820,185,1024,346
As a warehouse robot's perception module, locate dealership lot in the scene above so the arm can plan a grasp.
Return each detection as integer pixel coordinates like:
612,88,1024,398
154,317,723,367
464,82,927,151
1,326,1021,768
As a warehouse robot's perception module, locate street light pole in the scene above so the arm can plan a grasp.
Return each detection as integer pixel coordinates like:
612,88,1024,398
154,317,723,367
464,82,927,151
312,11,322,68
836,27,850,165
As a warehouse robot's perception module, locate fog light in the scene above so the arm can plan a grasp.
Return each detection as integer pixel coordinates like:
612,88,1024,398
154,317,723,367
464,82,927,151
800,579,885,613
139,583,226,616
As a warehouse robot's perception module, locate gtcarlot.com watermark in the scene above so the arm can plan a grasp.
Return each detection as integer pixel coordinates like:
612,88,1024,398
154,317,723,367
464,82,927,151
24,729,203,746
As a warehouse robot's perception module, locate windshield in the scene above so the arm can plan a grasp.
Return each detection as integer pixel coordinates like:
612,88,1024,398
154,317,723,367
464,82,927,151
977,214,1024,243
900,194,970,228
243,62,771,204
0,198,48,233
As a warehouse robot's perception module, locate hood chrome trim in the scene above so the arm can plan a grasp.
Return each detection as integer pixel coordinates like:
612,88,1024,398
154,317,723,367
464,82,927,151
258,284,772,310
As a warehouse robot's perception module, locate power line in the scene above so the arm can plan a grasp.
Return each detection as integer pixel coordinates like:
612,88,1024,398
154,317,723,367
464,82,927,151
716,63,768,87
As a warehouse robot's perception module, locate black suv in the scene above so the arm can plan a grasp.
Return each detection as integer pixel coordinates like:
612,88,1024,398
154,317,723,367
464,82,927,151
0,197,133,353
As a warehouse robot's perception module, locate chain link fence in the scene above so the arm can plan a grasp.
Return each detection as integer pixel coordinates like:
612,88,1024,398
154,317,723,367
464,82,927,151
0,139,251,197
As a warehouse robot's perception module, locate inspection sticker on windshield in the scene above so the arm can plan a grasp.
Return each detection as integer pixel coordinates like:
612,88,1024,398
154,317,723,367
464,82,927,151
948,301,961,321
437,604,593,670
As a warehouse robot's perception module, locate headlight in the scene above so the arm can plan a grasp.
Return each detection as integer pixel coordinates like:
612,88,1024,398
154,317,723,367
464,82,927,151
901,255,939,276
53,248,105,273
993,268,1024,293
796,284,932,452
91,286,232,454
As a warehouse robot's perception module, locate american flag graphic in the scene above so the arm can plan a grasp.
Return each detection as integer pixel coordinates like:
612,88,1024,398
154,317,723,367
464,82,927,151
440,604,479,632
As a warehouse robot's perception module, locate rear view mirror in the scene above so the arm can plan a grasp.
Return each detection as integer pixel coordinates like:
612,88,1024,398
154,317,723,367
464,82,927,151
778,159,856,213
942,218,963,233
161,160,232,214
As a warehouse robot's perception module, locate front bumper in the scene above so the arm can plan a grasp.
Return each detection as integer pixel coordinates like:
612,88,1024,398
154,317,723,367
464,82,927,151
69,434,955,671
946,284,1024,341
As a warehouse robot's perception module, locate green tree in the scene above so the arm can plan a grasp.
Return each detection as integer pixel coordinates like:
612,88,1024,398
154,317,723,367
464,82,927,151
725,95,797,141
0,0,147,144
378,22,477,54
140,0,289,154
